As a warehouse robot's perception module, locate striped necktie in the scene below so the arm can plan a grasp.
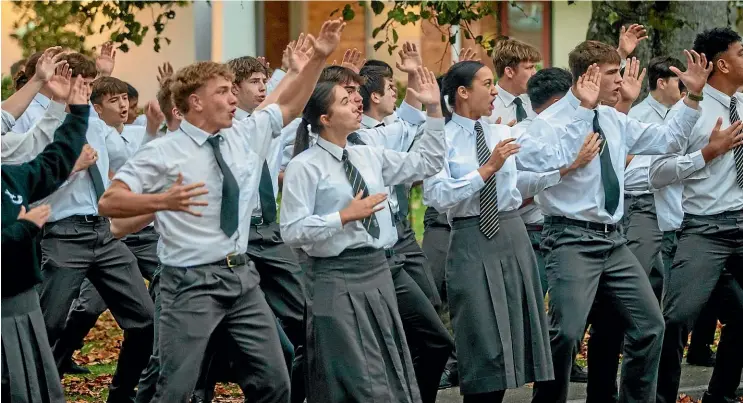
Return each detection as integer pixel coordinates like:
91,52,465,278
475,121,500,238
731,97,743,188
342,149,380,238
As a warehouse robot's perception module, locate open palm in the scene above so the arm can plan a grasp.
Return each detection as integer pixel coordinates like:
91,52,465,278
95,42,116,76
575,64,601,108
312,19,345,58
671,49,712,95
406,67,440,106
396,42,422,73
619,57,647,103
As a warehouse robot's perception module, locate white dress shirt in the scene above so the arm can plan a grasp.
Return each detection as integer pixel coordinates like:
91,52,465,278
651,85,743,215
485,83,536,125
357,103,426,216
11,93,51,134
114,104,283,267
105,125,151,173
131,114,147,126
625,94,688,231
31,117,116,222
1,110,15,135
2,101,67,163
515,89,701,224
423,113,560,223
280,116,446,256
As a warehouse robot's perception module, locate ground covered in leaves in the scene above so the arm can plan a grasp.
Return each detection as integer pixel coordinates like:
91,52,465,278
65,311,737,402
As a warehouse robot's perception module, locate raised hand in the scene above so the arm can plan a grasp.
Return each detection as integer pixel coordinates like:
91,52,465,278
95,42,116,77
618,24,648,59
33,47,66,83
670,49,712,96
486,138,520,173
48,64,73,102
311,19,346,59
340,191,387,225
396,42,423,73
406,66,441,109
161,173,209,216
257,56,270,71
157,62,174,85
72,144,98,173
17,205,52,228
68,75,91,105
286,34,314,74
458,47,481,62
334,48,364,74
704,118,743,160
569,132,601,170
619,57,647,104
144,100,166,134
575,64,601,109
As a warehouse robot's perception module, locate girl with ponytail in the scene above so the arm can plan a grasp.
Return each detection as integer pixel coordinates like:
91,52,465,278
423,61,556,402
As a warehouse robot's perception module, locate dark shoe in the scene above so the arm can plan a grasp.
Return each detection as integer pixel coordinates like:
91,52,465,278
700,391,736,403
68,361,91,374
687,346,716,367
438,367,459,390
570,363,588,383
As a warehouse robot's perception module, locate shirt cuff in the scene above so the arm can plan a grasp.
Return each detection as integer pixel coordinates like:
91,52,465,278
574,106,595,123
465,169,486,192
425,116,445,131
47,101,67,120
677,101,702,118
544,170,562,187
689,150,705,170
325,212,343,229
396,101,426,125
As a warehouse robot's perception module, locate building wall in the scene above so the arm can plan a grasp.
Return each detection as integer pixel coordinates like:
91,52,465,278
551,0,592,69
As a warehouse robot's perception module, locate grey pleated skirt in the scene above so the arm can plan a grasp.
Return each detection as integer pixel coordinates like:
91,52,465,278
446,211,554,394
305,247,421,403
1,288,65,403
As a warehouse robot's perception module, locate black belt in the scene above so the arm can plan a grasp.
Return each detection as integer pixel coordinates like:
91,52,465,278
211,253,250,268
525,224,544,232
62,215,108,223
250,216,267,226
384,249,396,258
544,216,618,233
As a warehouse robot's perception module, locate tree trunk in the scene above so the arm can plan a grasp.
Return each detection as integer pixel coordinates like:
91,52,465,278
585,1,734,101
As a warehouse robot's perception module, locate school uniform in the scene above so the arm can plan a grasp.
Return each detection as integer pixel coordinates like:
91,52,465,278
2,101,68,161
56,124,161,379
114,106,289,403
655,85,743,403
1,104,89,403
357,110,453,403
515,88,700,403
280,114,446,403
486,83,536,125
11,93,98,133
423,114,555,396
190,107,305,403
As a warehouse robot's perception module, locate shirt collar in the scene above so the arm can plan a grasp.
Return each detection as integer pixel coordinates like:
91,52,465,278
361,114,382,129
564,89,581,109
235,107,251,121
179,119,213,146
33,93,51,109
451,112,480,134
646,94,670,118
704,84,732,109
496,83,517,107
316,136,345,162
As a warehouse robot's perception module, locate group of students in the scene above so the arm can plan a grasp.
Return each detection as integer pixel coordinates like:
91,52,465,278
1,16,742,403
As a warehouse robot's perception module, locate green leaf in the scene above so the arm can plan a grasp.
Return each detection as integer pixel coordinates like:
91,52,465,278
607,11,619,26
119,43,129,52
372,22,386,38
371,0,384,15
420,9,431,19
342,4,355,21
449,35,457,44
374,40,385,51
392,29,399,43
463,30,470,39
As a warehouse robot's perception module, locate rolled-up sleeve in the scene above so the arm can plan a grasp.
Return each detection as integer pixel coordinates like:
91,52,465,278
113,144,169,194
648,151,706,190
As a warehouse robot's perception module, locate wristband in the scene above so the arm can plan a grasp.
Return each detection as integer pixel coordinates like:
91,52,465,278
687,92,704,102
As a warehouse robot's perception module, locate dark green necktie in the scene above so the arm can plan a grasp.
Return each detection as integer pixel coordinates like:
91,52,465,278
513,97,527,123
84,138,105,201
207,135,240,237
258,160,277,223
593,110,620,215
342,149,380,239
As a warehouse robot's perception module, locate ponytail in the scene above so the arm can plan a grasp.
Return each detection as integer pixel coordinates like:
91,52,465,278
14,70,29,91
293,117,312,158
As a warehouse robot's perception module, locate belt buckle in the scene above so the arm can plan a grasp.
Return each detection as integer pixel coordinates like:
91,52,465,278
226,253,238,268
253,216,264,226
84,215,95,223
602,224,610,233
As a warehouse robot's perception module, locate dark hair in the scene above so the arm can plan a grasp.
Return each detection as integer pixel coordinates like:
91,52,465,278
60,52,98,79
693,27,742,78
293,81,338,157
10,59,26,78
359,65,393,112
647,56,685,91
319,65,364,86
439,61,485,121
526,67,573,110
568,41,621,84
126,82,139,99
361,59,393,77
91,76,129,105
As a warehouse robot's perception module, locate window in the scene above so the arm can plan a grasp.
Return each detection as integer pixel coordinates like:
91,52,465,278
499,1,552,66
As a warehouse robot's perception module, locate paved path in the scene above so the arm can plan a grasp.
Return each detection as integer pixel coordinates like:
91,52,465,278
435,364,743,402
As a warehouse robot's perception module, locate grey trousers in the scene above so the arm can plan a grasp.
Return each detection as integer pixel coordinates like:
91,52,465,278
531,220,664,403
657,212,743,403
58,227,159,368
39,217,154,403
151,259,289,403
134,268,162,403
